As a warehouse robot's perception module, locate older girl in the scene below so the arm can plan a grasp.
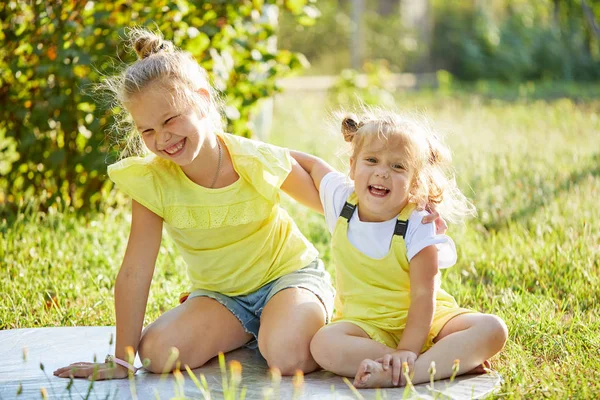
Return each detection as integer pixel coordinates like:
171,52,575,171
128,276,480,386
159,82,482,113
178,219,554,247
54,28,335,380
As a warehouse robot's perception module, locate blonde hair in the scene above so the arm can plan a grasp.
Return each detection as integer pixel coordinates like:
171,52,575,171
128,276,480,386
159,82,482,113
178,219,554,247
101,27,223,159
340,108,476,223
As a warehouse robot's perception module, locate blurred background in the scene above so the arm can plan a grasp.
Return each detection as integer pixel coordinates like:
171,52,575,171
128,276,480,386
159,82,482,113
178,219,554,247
1,0,599,215
282,0,600,80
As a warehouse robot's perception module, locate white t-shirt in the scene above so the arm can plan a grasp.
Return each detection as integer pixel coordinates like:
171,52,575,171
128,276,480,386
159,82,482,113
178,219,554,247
319,171,457,268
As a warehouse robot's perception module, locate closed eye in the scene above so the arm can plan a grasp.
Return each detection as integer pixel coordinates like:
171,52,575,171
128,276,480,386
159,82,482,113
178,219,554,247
165,115,180,125
140,114,179,134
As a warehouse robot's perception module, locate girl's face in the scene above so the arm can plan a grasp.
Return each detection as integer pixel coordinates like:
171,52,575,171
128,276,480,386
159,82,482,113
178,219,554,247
128,85,209,166
350,135,415,222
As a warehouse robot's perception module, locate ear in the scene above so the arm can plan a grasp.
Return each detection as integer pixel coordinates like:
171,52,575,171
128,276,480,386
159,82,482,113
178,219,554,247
349,157,356,180
197,88,210,99
195,88,211,118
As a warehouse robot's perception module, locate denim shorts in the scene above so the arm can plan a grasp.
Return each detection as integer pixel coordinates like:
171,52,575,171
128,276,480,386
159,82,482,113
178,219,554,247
186,259,335,348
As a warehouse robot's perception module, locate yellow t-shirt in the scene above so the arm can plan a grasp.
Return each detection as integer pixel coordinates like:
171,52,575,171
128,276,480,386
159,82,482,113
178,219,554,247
107,133,318,296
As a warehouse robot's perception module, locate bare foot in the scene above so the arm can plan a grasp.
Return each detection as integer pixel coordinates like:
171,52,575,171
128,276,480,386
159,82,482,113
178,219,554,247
465,360,491,375
353,359,394,388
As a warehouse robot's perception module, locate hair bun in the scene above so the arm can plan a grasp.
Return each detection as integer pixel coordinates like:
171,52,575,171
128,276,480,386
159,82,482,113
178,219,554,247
130,28,173,60
341,114,360,142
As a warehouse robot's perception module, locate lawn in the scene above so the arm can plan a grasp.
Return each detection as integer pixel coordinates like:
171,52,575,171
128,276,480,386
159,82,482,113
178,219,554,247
2,85,599,399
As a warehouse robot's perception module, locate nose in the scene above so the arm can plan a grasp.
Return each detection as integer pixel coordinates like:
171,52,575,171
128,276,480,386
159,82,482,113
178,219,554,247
156,129,172,146
374,167,389,178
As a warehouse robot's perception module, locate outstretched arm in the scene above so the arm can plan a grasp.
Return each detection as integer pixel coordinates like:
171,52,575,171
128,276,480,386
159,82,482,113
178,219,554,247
114,200,162,370
289,150,335,191
280,151,335,214
54,200,162,380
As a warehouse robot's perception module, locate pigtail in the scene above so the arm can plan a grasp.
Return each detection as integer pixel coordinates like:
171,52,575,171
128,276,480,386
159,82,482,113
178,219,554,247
341,114,360,142
422,134,476,223
428,133,453,165
403,122,476,224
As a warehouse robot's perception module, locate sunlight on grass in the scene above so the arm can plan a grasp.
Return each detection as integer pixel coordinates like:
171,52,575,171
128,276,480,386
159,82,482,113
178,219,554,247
2,88,599,398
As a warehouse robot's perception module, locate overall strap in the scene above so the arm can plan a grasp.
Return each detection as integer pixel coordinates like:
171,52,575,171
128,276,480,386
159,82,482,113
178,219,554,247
339,192,359,220
339,195,411,239
394,219,409,239
395,202,416,240
339,202,356,220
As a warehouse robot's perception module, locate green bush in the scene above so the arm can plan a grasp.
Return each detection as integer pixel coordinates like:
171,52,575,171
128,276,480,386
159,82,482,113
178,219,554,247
431,1,600,82
280,0,600,80
0,0,315,215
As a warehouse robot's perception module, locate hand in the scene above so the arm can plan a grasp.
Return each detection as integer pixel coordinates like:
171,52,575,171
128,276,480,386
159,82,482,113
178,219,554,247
53,362,130,380
377,349,418,386
421,209,447,235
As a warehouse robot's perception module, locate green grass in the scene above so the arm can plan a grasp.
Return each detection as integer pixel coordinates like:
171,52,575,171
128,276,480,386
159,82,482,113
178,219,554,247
2,86,600,398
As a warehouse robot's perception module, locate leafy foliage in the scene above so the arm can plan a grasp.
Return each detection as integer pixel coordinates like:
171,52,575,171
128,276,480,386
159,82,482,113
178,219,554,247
279,0,600,80
0,0,315,214
431,0,600,81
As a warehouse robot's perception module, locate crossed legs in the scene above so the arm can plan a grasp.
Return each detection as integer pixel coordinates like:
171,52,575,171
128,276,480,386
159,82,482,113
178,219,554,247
310,313,508,388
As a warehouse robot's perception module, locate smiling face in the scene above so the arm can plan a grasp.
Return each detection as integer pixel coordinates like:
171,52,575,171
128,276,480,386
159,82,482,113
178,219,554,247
350,134,416,222
127,83,209,166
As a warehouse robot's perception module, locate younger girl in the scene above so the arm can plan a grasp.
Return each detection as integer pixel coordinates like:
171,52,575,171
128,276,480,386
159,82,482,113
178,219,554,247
292,110,508,388
53,28,336,380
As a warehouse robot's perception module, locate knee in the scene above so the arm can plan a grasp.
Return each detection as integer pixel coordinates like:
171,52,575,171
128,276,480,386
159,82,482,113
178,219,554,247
259,335,316,375
478,314,508,353
309,329,337,369
138,326,184,374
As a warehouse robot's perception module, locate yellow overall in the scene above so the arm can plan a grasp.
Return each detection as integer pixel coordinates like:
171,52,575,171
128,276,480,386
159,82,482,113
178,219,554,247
330,193,473,352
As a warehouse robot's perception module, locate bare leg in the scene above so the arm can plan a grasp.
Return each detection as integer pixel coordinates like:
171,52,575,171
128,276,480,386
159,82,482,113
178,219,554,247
466,359,491,375
258,288,327,375
138,296,253,373
354,313,508,388
310,322,395,379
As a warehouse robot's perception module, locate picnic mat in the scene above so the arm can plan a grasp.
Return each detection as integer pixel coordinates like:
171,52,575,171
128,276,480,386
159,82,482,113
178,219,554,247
0,327,502,399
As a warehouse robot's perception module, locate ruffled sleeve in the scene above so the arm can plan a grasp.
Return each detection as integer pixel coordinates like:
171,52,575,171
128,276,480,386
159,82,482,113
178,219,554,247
221,133,292,202
107,156,164,217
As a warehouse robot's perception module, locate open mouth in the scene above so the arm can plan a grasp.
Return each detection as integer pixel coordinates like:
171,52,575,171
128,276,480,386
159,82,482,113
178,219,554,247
164,138,186,156
368,185,390,197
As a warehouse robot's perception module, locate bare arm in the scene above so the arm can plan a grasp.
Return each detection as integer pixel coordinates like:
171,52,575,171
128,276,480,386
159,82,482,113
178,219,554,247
396,245,438,354
280,151,335,214
289,150,335,191
54,200,162,380
114,199,162,362
378,245,439,386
